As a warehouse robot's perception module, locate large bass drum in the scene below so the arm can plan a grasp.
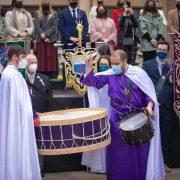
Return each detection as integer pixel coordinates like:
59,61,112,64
36,108,111,155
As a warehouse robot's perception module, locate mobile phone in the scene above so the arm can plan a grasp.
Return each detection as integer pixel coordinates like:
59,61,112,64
126,2,131,8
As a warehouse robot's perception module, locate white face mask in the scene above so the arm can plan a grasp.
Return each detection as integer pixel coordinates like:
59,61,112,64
18,59,27,69
112,64,123,74
28,63,38,74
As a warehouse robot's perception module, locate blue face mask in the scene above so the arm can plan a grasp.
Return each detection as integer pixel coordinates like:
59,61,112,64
112,65,122,74
99,65,109,72
157,51,168,59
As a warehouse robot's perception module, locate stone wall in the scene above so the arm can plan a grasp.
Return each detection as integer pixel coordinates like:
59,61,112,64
0,0,177,16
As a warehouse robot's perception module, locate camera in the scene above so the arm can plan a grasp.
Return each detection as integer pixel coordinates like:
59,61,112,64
126,2,131,8
123,1,131,14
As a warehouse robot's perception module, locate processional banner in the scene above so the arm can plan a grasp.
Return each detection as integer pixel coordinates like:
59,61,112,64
168,33,180,116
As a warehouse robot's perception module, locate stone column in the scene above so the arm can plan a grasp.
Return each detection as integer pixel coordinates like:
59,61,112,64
78,0,92,17
92,0,97,6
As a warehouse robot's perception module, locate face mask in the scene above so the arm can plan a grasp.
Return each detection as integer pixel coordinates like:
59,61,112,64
98,11,106,18
98,1,103,5
147,5,156,12
99,65,109,72
28,63,38,74
15,1,23,9
176,3,180,10
112,65,122,74
70,2,78,9
42,3,50,11
157,51,168,60
18,58,27,69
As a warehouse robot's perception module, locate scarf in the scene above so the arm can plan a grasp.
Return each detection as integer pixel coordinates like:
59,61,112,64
12,8,31,31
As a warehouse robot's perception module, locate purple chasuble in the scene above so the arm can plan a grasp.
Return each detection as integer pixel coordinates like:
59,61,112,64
82,71,152,180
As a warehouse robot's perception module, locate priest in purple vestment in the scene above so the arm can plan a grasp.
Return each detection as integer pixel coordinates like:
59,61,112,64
81,50,165,180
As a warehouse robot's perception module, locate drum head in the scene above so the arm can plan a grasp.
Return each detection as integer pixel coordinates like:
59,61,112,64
120,112,148,131
39,108,107,126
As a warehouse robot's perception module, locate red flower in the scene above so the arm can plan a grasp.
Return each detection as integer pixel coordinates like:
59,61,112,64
34,118,40,127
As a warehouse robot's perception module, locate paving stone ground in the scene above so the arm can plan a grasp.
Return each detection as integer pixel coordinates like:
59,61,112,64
43,170,180,180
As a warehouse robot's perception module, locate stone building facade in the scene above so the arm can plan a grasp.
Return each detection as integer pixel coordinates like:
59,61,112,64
0,0,177,17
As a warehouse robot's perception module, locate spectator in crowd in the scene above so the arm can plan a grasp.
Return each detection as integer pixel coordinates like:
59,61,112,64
97,55,111,72
26,54,52,113
118,1,139,65
34,0,58,78
142,41,180,171
167,0,180,33
5,0,34,38
58,0,88,45
26,54,53,177
89,0,104,24
138,0,165,61
140,0,167,26
89,4,117,55
82,55,111,173
112,0,124,49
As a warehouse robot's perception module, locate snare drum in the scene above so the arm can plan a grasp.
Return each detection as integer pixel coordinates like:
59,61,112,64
119,110,154,146
36,108,110,155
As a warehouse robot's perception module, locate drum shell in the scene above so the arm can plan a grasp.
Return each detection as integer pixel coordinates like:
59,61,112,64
120,120,154,146
35,108,111,155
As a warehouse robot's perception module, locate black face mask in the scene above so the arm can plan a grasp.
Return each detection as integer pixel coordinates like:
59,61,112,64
98,2,103,5
147,5,156,12
70,2,78,9
176,3,180,10
42,3,50,11
15,1,23,9
98,11,106,18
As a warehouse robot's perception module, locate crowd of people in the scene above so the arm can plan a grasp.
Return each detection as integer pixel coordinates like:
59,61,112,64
0,0,180,180
0,0,179,72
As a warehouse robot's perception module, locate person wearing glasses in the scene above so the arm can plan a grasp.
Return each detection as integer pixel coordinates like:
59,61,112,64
142,41,180,171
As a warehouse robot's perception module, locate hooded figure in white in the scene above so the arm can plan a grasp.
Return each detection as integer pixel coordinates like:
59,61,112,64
0,46,41,180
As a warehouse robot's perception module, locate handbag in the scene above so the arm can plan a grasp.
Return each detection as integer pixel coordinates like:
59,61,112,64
122,18,134,46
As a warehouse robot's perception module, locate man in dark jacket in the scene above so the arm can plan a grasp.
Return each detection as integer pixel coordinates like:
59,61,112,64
58,0,88,45
26,54,52,113
26,54,53,177
142,41,180,169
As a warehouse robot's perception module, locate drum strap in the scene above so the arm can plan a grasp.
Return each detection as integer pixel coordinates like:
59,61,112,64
127,78,133,104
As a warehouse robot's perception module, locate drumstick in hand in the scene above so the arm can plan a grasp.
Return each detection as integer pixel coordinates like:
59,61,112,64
144,101,154,118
